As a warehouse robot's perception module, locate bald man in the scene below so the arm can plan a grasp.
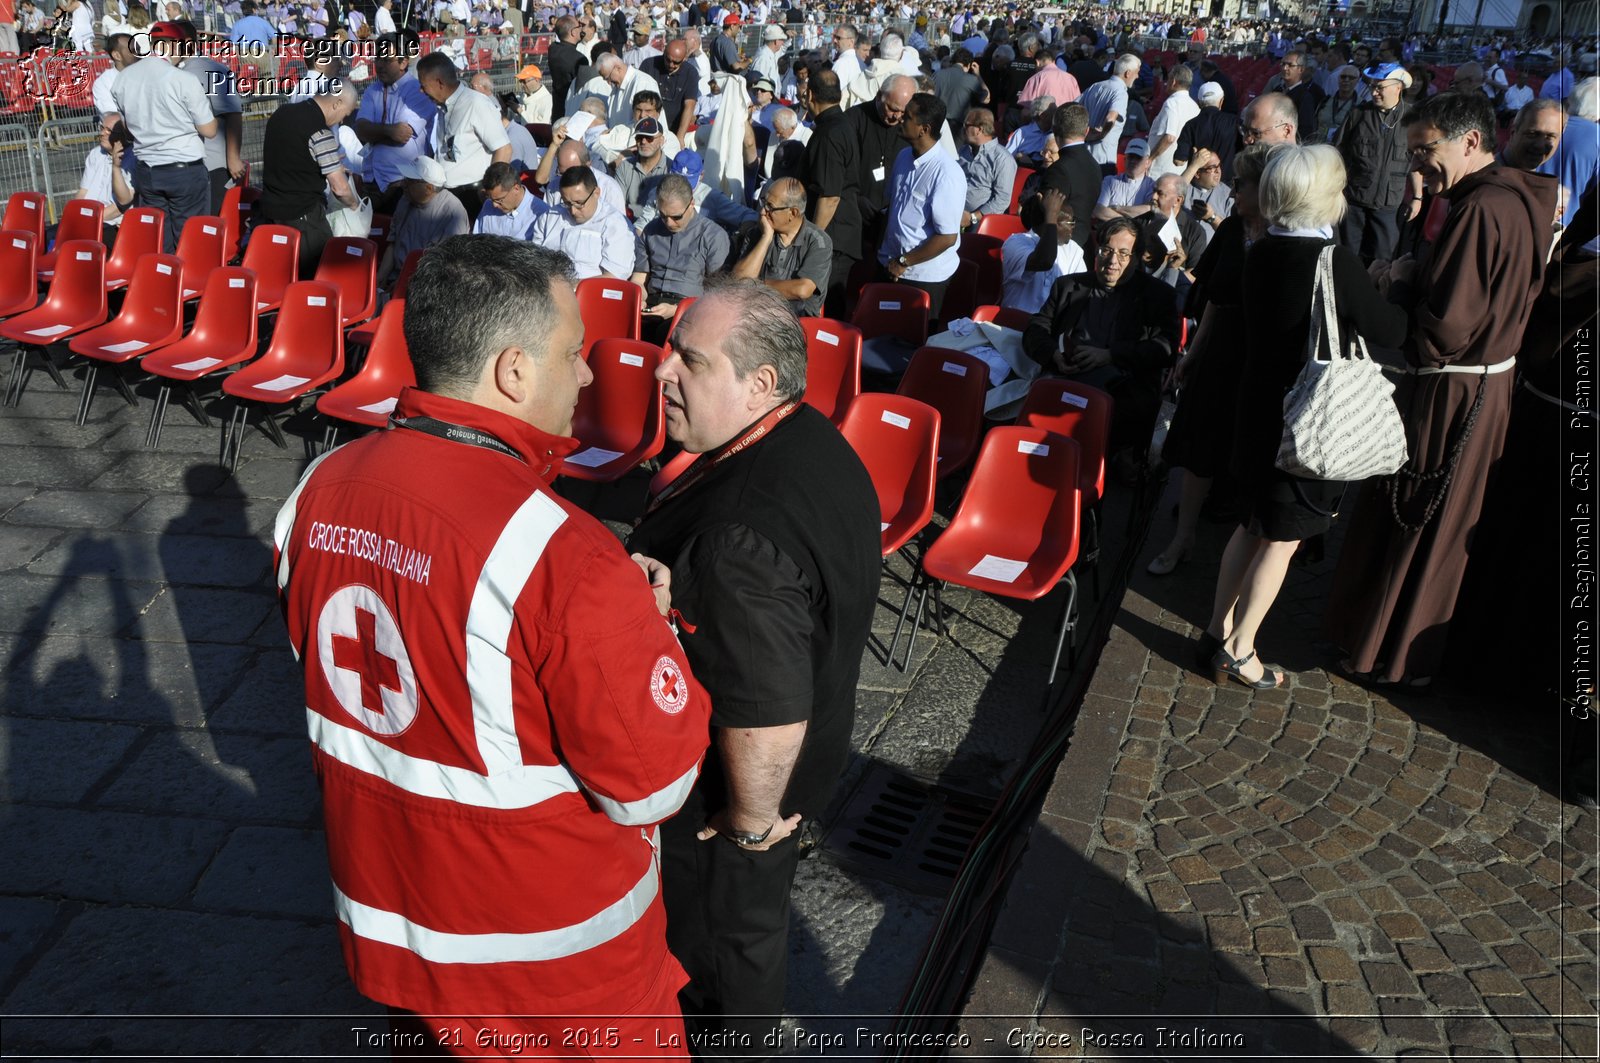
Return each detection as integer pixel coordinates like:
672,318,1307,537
847,74,917,241
642,39,701,141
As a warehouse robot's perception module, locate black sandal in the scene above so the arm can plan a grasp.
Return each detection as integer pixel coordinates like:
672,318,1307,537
1212,647,1285,689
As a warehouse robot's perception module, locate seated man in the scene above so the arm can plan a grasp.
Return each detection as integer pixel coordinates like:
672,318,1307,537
762,107,810,184
730,177,832,317
1003,95,1055,169
629,172,730,343
614,116,674,232
668,150,757,232
74,116,138,247
474,160,548,239
528,164,637,279
595,89,683,165
1134,173,1209,264
1021,216,1180,457
1092,136,1153,220
379,155,469,288
1179,147,1232,228
1000,189,1086,315
533,128,628,214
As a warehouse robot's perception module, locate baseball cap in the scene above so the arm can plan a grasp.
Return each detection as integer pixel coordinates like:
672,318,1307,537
762,25,787,42
517,63,542,80
632,116,664,138
1363,62,1412,87
1197,81,1225,102
723,13,740,25
1124,137,1148,157
669,149,704,185
148,21,188,41
752,76,775,93
399,156,447,187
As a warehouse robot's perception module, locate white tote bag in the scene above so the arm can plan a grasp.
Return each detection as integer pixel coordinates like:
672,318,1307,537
1275,245,1408,482
327,195,374,240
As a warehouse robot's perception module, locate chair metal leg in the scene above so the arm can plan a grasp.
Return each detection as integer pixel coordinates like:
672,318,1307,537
221,403,249,472
259,408,288,449
887,570,922,671
146,385,172,447
109,366,138,407
1086,505,1102,600
39,348,68,391
929,579,950,636
181,384,211,427
6,345,28,407
1047,571,1080,687
74,363,98,426
321,423,340,454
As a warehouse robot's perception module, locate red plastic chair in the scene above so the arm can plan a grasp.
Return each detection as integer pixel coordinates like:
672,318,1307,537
1006,167,1031,214
219,184,260,261
391,249,424,300
838,393,940,558
0,230,39,319
648,448,697,497
799,317,862,426
239,224,300,313
971,304,1033,332
891,427,1084,683
976,213,1026,240
66,252,186,425
851,283,931,347
957,234,1005,310
896,346,989,480
104,208,165,291
174,214,228,299
1016,377,1114,591
141,266,260,447
366,213,392,262
352,250,425,347
1,239,107,407
317,298,416,451
37,199,105,278
220,280,345,470
2,191,46,247
666,296,696,345
576,275,642,354
941,258,981,324
313,237,379,328
562,337,666,482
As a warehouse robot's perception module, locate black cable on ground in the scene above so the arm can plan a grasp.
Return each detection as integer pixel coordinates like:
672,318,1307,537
887,465,1168,1053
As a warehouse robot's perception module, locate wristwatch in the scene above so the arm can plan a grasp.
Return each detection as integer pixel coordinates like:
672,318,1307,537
727,821,774,847
895,254,909,268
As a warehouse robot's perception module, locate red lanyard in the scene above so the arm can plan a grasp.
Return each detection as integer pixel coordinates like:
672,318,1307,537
645,401,798,515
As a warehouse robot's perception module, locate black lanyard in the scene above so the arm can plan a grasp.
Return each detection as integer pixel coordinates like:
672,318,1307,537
390,414,526,463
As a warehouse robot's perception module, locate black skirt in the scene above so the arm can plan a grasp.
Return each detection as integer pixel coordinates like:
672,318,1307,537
1245,473,1345,542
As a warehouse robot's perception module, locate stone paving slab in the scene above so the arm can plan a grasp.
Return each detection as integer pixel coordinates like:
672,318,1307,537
960,492,1600,1059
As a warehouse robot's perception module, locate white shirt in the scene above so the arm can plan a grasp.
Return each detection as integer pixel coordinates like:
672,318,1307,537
109,54,213,166
1502,83,1534,112
527,202,636,278
518,84,553,125
77,146,137,227
751,45,782,87
544,168,627,217
375,6,396,33
1147,90,1199,179
605,66,661,127
69,4,94,51
93,66,118,118
832,49,863,88
433,83,511,187
473,186,548,239
1000,230,1087,314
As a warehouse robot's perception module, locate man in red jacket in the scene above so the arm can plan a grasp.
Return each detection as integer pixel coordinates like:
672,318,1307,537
274,235,709,1056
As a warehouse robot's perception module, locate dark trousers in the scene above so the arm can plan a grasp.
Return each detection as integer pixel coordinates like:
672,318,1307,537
1339,201,1400,264
263,205,334,278
134,160,209,254
207,167,233,217
879,264,952,321
824,250,859,320
662,794,804,1061
358,177,406,217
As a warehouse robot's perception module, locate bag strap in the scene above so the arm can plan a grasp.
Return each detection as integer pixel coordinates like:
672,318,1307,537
1316,243,1346,361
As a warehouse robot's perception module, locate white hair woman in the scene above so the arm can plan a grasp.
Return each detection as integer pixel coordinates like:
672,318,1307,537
1198,144,1408,688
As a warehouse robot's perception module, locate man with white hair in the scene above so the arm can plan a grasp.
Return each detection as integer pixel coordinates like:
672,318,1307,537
1142,63,1198,179
763,106,810,183
752,24,787,87
1173,80,1238,179
258,78,360,274
379,154,469,287
594,53,662,127
1335,66,1411,262
846,31,909,106
1537,77,1599,227
1079,53,1140,175
848,74,917,243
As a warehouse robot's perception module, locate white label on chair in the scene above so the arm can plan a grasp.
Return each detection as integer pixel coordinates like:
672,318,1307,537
602,288,624,300
357,397,399,415
1060,392,1088,409
256,373,311,392
11,238,24,248
75,251,92,261
619,352,645,367
139,214,154,224
565,446,624,468
880,410,911,429
19,202,34,210
941,361,968,377
879,300,900,311
272,234,289,244
307,296,327,306
155,262,173,274
26,323,72,337
1017,440,1050,456
202,225,218,235
100,339,147,354
78,207,93,216
173,356,223,372
346,245,364,256
880,521,890,533
816,329,839,345
229,277,245,288
969,554,1027,583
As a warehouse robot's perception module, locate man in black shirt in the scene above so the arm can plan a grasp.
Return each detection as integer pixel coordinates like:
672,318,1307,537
628,279,879,1055
546,15,582,112
845,73,916,250
1041,102,1101,249
801,68,863,317
641,39,701,142
259,80,361,275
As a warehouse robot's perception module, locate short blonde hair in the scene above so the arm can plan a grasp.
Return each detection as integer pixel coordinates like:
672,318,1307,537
1259,144,1347,230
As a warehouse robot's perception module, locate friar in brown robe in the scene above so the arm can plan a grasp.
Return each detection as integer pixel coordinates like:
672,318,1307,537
1325,92,1560,685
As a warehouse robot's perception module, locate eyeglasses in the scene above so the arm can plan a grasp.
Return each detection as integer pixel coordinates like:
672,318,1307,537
1408,133,1462,159
1240,124,1285,141
636,133,662,142
561,185,597,211
1096,246,1133,261
760,202,796,214
660,204,691,223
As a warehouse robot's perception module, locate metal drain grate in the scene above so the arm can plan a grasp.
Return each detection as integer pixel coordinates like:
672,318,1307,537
819,763,998,894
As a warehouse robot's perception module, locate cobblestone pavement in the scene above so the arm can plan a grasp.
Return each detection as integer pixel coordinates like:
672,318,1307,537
960,495,1600,1059
0,368,1100,1057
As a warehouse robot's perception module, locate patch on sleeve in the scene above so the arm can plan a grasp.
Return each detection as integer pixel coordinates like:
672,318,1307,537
650,654,689,715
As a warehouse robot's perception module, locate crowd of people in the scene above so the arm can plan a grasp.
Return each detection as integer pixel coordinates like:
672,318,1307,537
51,0,1598,1057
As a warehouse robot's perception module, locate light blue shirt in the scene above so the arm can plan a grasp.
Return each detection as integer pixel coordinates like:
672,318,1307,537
1540,68,1574,101
880,144,966,283
1538,114,1599,227
230,14,277,48
357,73,438,191
528,202,636,279
1080,76,1128,166
473,186,548,239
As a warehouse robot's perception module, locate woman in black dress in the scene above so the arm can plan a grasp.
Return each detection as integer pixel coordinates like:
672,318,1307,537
1200,144,1408,688
1148,143,1284,576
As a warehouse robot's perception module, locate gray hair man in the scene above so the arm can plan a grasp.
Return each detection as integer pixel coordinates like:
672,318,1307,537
1079,52,1140,173
730,177,832,316
630,172,731,343
626,277,880,1055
